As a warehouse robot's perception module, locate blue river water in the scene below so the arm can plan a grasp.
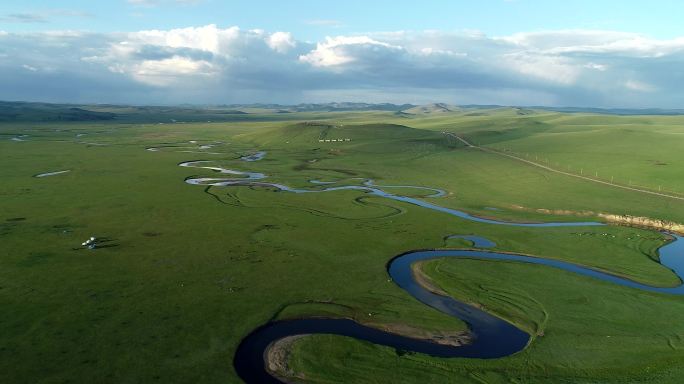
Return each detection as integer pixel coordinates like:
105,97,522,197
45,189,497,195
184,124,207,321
175,158,682,383
179,160,602,228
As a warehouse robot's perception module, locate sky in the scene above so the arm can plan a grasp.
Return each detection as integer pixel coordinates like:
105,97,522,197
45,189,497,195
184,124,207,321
1,0,684,107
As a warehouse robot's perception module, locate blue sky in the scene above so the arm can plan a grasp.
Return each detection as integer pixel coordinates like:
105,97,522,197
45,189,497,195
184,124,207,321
2,1,684,107
3,0,684,39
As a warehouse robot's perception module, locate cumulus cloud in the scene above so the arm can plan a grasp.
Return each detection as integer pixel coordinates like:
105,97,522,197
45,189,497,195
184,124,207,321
1,25,684,107
300,36,402,67
266,32,296,53
117,56,215,86
502,52,580,85
78,25,309,88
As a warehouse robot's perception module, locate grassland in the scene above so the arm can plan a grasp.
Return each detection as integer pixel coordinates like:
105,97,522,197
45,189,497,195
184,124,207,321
1,105,684,383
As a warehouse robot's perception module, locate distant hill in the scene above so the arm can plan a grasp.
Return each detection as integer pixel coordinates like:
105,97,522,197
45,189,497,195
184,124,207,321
458,104,684,116
0,101,259,123
532,106,684,116
0,101,420,122
224,102,415,113
2,100,682,123
237,121,442,147
0,101,116,122
401,103,459,114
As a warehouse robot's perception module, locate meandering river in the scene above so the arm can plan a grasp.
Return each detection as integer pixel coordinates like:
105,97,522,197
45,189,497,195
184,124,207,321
179,159,601,227
175,155,683,383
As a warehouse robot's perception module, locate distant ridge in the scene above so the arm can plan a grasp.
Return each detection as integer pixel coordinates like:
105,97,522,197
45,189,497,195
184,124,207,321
531,106,684,116
223,102,415,112
0,101,116,122
459,104,684,116
401,103,459,114
1,100,683,123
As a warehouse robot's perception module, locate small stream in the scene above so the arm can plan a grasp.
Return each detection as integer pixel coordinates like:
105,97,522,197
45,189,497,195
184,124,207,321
180,160,601,228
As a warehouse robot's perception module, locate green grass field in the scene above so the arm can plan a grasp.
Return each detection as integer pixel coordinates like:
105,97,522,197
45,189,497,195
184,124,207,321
2,106,684,383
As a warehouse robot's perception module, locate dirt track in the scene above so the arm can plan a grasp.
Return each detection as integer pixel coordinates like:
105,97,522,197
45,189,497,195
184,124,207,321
444,132,684,202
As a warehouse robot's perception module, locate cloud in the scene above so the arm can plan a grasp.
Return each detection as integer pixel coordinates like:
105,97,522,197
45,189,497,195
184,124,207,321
0,13,48,23
128,56,215,86
584,62,608,71
1,25,684,107
502,52,580,85
500,30,684,58
300,36,402,67
0,9,92,23
625,79,657,92
266,32,296,53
